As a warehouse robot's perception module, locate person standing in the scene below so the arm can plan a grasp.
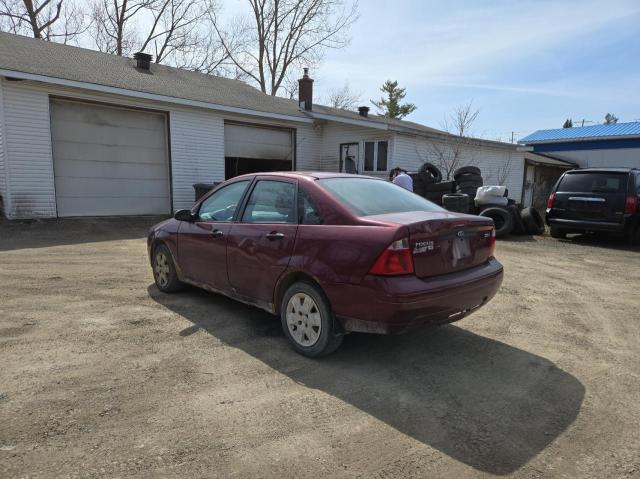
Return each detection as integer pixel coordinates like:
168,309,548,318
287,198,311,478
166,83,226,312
391,167,413,192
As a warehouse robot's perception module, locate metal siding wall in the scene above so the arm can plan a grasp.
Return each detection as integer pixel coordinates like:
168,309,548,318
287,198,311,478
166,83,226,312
394,133,525,201
319,123,392,176
0,80,7,215
541,148,640,169
170,109,225,210
296,123,321,171
2,81,56,218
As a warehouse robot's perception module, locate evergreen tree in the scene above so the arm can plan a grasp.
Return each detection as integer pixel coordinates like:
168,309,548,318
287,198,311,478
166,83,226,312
371,80,417,119
563,118,573,128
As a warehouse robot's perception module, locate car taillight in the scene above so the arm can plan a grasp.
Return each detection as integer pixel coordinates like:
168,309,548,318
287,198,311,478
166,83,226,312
489,229,496,257
547,192,556,209
369,238,414,276
624,196,638,214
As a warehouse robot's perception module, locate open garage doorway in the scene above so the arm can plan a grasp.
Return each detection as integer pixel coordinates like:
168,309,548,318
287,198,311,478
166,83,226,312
224,122,294,180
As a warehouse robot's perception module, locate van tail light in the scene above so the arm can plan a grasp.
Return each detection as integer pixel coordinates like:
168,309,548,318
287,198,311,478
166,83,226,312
624,196,638,214
547,192,556,209
489,229,496,257
369,238,414,276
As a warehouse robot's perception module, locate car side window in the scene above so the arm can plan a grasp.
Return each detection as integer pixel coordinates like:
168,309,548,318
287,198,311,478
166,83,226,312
298,187,323,225
242,180,296,224
198,180,250,222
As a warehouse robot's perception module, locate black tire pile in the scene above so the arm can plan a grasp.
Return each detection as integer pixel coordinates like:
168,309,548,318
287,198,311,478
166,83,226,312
410,162,545,238
478,205,544,238
410,163,455,206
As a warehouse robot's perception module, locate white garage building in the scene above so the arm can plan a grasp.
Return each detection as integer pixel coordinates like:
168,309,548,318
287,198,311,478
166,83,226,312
0,32,524,219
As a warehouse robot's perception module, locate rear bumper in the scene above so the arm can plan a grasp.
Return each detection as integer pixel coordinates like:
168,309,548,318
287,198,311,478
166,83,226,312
546,216,627,232
324,258,504,335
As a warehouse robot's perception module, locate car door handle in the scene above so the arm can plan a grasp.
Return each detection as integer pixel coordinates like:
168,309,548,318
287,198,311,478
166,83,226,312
211,229,224,238
266,231,285,241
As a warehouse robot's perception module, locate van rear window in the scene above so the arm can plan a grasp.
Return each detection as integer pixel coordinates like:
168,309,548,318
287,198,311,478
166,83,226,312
558,172,627,194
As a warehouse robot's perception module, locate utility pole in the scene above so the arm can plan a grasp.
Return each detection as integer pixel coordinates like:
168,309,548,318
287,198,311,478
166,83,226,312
511,131,515,143
578,119,594,127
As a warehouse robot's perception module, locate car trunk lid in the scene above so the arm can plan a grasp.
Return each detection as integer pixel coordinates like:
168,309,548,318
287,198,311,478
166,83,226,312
365,211,494,278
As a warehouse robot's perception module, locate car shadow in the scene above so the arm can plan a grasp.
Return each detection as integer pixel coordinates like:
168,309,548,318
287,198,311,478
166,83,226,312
148,285,585,475
0,216,168,251
562,233,640,252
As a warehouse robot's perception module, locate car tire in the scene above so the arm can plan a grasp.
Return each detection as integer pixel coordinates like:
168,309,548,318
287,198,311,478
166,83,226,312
456,176,484,189
153,244,184,293
280,281,344,358
457,186,479,198
521,207,545,235
442,193,471,213
479,206,514,238
424,180,455,193
625,223,640,244
453,166,481,179
508,205,526,235
418,162,443,183
550,227,567,239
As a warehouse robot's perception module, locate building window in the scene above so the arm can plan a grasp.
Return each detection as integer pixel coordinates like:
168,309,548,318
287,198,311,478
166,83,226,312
363,140,389,172
364,142,375,171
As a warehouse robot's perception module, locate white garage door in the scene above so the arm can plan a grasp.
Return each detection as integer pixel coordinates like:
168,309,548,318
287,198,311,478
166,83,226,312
50,100,170,216
224,123,293,160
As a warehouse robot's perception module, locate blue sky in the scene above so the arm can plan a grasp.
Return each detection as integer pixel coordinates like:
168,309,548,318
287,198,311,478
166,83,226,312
297,0,640,142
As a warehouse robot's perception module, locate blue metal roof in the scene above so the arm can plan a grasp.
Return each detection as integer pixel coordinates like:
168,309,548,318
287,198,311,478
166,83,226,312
519,122,640,144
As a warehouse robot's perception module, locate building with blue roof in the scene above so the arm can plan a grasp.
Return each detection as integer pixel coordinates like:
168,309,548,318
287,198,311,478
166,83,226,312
517,122,639,210
519,122,640,169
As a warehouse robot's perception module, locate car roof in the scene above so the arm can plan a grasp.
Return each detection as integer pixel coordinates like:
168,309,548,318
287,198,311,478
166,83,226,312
565,167,638,174
229,171,383,181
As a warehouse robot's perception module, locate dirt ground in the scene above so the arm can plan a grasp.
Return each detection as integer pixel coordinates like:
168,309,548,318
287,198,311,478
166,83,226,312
1,218,639,479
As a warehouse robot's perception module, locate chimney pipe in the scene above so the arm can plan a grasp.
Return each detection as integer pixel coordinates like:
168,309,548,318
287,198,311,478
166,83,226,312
134,52,152,70
298,68,313,111
358,106,370,117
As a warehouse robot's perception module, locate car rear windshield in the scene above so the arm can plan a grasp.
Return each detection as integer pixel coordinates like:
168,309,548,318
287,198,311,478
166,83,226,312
319,177,445,216
558,172,628,194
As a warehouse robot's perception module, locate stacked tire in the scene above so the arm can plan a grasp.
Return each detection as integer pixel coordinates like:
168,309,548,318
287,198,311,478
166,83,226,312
478,205,545,238
442,193,472,214
424,181,455,205
454,166,483,198
410,162,454,205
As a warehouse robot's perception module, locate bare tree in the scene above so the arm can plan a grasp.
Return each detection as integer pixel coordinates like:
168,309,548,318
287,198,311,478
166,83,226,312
90,0,229,71
324,81,361,109
212,0,359,96
1,0,86,42
421,102,480,180
492,153,513,186
90,0,155,56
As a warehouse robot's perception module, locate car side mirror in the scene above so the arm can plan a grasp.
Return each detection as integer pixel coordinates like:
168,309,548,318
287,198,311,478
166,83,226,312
174,209,195,222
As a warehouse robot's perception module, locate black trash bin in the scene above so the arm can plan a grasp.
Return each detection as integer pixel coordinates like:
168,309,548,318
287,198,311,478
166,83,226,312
193,182,219,201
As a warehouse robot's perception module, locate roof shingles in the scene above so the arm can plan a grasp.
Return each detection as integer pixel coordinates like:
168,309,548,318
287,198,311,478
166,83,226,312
0,32,305,118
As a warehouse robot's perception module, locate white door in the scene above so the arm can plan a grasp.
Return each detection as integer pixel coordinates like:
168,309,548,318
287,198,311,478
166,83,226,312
50,100,170,216
523,164,535,207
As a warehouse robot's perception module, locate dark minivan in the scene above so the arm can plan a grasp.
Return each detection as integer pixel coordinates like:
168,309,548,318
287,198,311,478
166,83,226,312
546,168,640,241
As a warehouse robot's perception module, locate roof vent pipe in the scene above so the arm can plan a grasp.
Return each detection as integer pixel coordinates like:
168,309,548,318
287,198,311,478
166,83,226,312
134,52,152,70
358,106,370,117
298,68,313,111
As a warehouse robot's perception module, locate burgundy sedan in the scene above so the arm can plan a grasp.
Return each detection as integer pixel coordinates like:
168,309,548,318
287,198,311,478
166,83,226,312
148,172,503,357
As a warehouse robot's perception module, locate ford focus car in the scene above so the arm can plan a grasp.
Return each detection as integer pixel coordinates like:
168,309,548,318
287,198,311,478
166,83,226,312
148,172,503,357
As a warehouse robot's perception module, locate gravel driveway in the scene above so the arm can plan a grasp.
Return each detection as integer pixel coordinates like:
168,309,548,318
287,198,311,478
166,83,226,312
1,218,639,478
